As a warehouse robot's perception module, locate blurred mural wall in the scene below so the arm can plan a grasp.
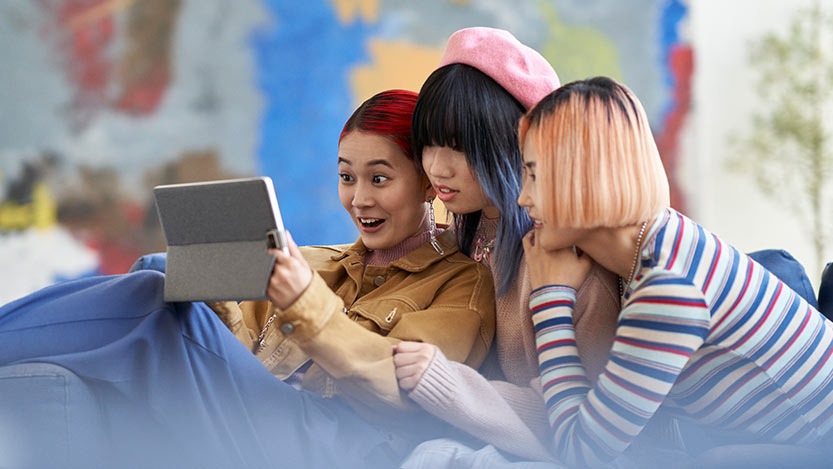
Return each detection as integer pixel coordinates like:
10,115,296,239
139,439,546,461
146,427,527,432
0,0,692,303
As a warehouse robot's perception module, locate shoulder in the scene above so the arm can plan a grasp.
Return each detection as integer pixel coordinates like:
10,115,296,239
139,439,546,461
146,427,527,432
626,269,711,321
299,243,354,270
577,262,619,303
431,249,494,294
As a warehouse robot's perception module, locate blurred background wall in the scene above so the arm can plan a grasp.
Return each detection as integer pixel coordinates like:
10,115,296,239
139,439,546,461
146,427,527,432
0,0,828,304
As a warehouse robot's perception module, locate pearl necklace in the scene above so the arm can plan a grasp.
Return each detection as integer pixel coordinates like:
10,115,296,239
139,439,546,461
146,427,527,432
619,220,648,300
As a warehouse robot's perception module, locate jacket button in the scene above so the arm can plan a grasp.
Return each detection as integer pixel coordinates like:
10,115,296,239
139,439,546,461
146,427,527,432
279,323,295,334
373,275,386,287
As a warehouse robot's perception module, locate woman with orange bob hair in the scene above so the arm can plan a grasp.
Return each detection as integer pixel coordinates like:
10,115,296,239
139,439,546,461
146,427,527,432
518,76,833,466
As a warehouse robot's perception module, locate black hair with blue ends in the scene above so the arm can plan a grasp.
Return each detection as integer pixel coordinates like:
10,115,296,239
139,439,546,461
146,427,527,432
412,63,532,296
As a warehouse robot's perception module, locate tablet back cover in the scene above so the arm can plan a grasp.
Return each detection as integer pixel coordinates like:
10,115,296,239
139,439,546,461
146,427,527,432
153,177,281,302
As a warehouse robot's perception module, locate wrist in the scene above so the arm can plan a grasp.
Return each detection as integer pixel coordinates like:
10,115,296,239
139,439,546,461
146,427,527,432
529,285,576,315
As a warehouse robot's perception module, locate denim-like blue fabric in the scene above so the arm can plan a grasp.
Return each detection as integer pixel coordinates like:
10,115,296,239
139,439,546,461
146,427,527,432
128,252,168,273
0,271,394,469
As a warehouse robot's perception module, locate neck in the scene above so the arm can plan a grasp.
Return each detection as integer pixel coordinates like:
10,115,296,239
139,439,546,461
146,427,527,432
577,221,649,281
482,205,500,219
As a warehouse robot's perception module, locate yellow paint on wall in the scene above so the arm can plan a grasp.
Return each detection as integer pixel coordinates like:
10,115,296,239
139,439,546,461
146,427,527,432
330,0,379,24
0,182,57,231
32,183,57,229
538,2,623,84
0,203,30,231
350,39,444,106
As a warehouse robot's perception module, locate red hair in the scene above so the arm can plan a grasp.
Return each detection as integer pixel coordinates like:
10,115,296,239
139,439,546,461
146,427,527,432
339,89,419,160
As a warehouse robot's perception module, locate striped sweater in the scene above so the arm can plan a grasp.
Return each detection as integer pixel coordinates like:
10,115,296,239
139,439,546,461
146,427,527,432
531,208,833,466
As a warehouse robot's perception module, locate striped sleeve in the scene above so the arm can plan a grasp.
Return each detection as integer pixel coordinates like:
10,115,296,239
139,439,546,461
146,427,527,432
531,276,711,466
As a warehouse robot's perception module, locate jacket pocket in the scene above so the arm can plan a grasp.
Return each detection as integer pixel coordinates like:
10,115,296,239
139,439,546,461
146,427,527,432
349,296,417,334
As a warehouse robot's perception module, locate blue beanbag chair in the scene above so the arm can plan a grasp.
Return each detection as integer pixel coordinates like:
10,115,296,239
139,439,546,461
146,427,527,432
748,249,818,310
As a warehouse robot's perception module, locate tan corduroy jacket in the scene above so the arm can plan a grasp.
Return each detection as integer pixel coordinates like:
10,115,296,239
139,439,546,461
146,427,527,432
208,230,495,421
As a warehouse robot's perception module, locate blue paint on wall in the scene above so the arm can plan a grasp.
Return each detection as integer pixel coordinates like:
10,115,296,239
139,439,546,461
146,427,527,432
251,0,375,245
659,0,687,88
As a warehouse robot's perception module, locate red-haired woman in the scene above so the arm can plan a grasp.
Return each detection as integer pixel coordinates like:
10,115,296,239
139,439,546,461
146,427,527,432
0,90,495,469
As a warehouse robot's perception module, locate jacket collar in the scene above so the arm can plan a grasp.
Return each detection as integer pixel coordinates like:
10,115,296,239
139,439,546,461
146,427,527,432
329,230,460,273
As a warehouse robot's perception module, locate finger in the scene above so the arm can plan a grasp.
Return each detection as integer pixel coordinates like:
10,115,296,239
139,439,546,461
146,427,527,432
399,376,421,391
394,363,425,380
273,249,291,264
286,231,303,259
393,341,426,353
393,352,422,367
522,231,535,252
398,376,417,390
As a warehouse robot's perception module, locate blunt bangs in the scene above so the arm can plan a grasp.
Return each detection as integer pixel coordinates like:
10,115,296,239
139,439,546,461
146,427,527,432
523,77,670,229
412,64,523,167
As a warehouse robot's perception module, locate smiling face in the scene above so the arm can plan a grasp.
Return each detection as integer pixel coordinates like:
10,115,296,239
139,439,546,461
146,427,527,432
338,131,434,250
421,145,498,217
518,132,587,251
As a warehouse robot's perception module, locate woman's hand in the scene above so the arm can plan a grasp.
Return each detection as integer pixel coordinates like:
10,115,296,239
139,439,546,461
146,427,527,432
392,341,436,390
522,231,592,291
266,232,313,310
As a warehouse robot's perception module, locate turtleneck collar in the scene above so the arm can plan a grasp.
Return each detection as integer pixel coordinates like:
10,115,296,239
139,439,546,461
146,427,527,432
364,228,444,266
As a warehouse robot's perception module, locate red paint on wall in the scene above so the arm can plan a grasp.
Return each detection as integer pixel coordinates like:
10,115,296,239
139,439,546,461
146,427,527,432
114,62,171,115
50,0,174,118
55,0,114,107
655,44,694,214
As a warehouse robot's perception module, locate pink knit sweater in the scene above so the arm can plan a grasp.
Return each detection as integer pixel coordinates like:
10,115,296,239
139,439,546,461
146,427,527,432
408,216,620,461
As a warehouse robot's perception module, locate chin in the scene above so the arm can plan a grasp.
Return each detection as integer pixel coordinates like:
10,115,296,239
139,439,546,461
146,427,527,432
445,201,480,216
536,236,570,252
360,236,392,251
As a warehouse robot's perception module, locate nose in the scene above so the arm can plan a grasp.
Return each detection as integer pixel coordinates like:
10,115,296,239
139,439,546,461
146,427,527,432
423,148,452,179
352,181,374,209
517,181,532,208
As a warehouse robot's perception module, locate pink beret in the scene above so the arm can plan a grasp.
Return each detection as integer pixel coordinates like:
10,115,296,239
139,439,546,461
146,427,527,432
438,27,560,110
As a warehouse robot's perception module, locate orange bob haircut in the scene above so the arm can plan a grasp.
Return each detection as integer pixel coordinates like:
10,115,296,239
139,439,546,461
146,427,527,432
518,77,670,228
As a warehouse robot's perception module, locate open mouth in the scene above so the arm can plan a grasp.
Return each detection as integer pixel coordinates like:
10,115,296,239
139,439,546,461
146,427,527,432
359,217,385,228
435,185,459,202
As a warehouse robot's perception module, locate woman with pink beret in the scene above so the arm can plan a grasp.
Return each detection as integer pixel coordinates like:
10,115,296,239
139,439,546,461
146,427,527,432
393,27,620,467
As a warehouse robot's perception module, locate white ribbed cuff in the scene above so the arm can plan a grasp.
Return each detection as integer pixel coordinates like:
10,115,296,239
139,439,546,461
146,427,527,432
408,347,459,412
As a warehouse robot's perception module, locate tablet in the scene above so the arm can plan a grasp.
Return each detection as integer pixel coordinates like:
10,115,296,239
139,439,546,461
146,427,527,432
153,177,287,302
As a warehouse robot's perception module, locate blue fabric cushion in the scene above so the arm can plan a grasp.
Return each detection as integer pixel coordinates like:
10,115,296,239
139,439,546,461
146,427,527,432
748,249,818,309
128,252,167,273
0,363,109,468
818,262,833,321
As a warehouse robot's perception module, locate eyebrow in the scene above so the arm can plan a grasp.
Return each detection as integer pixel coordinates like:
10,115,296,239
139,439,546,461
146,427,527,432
366,159,395,169
524,161,536,169
338,157,395,170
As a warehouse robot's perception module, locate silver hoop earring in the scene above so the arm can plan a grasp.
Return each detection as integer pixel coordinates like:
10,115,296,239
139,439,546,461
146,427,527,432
428,199,444,255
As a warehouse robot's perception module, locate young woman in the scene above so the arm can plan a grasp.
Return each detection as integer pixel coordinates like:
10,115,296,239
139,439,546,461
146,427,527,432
0,90,495,469
392,28,621,464
210,89,494,421
519,76,833,466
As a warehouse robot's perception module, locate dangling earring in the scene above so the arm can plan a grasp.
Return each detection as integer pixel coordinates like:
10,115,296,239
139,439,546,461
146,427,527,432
428,198,444,255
